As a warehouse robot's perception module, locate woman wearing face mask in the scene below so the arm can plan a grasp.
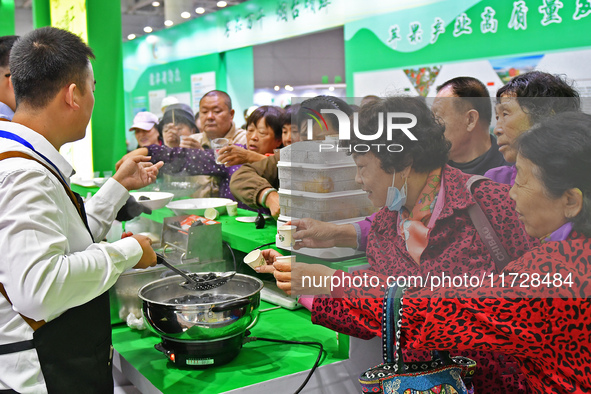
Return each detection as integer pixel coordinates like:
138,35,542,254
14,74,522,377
260,96,537,393
337,111,591,393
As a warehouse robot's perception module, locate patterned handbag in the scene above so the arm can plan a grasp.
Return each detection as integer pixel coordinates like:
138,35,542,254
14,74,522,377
359,286,477,394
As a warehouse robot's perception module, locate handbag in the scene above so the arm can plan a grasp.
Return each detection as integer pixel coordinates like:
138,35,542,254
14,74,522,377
359,285,477,394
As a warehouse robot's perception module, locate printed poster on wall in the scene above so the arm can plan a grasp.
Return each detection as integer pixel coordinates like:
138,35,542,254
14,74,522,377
191,72,216,114
148,89,167,116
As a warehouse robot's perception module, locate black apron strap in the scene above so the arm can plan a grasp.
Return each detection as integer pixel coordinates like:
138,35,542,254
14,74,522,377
0,339,35,355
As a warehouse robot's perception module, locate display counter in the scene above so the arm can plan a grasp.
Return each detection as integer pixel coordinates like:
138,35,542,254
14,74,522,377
71,184,375,392
112,300,354,393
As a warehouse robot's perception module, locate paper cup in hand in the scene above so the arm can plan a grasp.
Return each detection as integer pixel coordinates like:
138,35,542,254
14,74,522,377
226,201,238,216
275,255,296,264
277,225,296,248
244,249,266,270
211,138,229,164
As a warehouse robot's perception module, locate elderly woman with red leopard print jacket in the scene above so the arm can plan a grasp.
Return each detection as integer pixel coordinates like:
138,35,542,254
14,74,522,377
261,97,538,393
338,112,591,393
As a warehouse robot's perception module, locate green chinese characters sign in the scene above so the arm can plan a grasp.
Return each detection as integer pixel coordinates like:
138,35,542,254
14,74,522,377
122,0,436,137
344,0,591,96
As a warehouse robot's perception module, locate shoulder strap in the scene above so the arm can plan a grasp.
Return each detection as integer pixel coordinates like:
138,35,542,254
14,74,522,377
0,150,92,331
0,151,87,225
466,175,511,272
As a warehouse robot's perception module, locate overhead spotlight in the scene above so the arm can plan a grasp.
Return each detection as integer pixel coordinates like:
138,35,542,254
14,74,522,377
217,1,227,7
328,86,335,91
274,86,280,91
127,34,136,40
144,26,153,33
181,11,191,19
164,20,174,27
195,7,205,14
285,85,294,91
152,1,160,6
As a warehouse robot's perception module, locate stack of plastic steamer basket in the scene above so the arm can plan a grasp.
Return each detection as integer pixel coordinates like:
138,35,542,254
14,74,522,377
277,139,376,251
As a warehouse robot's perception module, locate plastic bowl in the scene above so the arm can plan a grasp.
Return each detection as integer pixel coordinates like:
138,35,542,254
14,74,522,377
130,192,175,210
166,198,234,216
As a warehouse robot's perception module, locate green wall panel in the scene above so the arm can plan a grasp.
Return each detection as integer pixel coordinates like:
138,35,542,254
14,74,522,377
87,0,126,172
224,46,254,126
0,0,16,36
32,0,51,29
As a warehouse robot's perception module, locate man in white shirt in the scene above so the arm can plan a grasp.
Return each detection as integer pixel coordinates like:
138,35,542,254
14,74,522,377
0,27,163,393
0,35,18,121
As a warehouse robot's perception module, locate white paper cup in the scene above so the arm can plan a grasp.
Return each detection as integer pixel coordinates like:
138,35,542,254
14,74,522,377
277,225,296,248
226,201,238,216
244,249,266,269
275,255,296,264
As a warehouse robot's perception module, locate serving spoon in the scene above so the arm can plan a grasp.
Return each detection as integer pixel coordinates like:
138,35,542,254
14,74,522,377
156,252,235,291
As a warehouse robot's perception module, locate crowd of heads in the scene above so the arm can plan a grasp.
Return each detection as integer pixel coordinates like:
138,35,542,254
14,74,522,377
5,28,588,237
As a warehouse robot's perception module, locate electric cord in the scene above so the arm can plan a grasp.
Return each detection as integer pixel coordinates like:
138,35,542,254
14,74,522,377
223,241,239,271
243,333,325,394
249,242,276,254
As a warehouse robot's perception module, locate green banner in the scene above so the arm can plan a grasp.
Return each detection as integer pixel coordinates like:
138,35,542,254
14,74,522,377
122,0,437,88
344,0,591,95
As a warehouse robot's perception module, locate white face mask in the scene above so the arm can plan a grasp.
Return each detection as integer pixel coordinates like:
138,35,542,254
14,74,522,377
385,171,407,212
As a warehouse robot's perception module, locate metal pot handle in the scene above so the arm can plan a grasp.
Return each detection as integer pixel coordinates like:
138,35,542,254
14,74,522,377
211,299,250,312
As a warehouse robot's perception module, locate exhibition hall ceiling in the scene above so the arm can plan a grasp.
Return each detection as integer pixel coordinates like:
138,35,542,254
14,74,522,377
13,0,248,40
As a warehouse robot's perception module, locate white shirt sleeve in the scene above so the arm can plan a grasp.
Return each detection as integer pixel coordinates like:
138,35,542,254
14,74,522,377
0,164,142,322
85,177,129,241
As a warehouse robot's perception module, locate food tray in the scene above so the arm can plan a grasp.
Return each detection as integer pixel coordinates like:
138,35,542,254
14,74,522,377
279,141,354,165
278,161,359,193
278,188,375,222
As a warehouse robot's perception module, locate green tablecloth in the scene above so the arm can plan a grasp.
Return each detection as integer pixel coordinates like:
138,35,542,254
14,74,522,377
112,301,348,393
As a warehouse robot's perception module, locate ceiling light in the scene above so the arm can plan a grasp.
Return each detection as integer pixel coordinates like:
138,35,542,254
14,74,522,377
285,85,294,91
127,34,136,40
181,11,191,19
195,7,205,14
217,1,227,7
164,20,174,27
152,1,160,6
274,86,280,91
328,86,335,91
144,26,153,33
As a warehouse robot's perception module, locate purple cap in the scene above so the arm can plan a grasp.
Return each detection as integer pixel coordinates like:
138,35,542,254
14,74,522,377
129,111,158,131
